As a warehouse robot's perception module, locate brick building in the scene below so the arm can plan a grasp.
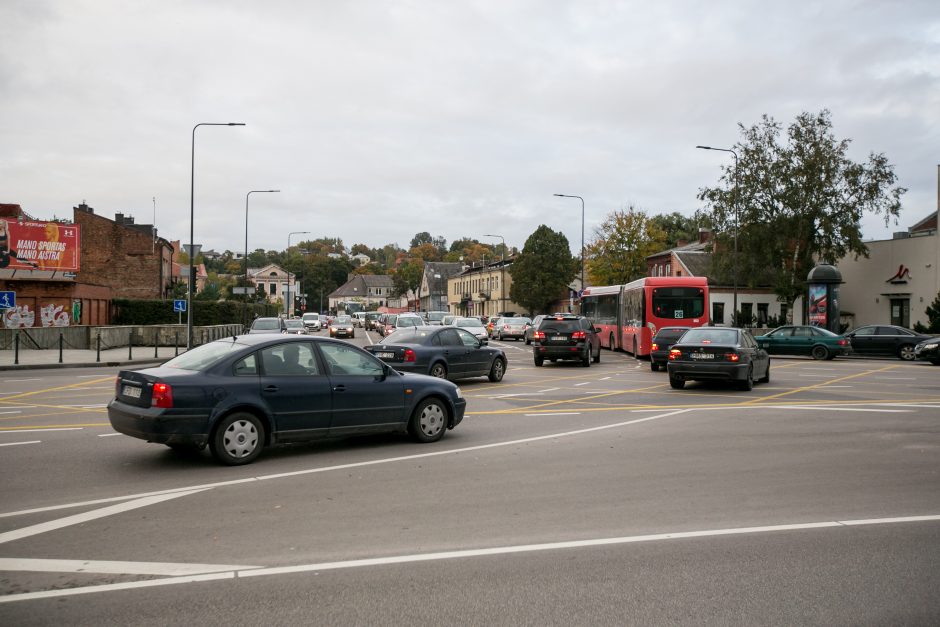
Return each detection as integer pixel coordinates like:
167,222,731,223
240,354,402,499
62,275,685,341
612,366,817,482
0,202,174,328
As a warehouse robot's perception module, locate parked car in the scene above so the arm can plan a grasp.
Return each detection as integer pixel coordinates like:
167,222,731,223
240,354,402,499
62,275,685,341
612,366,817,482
755,325,851,360
301,312,321,332
523,315,547,345
649,326,690,371
108,335,465,465
249,317,287,334
914,337,940,365
329,315,356,338
426,311,449,326
497,317,531,341
352,312,367,328
453,316,489,341
365,326,507,382
284,319,308,335
843,324,934,361
532,314,601,367
666,327,770,391
364,311,382,331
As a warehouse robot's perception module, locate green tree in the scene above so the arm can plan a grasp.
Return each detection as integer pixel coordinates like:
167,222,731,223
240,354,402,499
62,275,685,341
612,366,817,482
392,259,424,299
649,211,708,249
914,291,940,333
509,226,576,315
697,109,905,307
586,206,667,286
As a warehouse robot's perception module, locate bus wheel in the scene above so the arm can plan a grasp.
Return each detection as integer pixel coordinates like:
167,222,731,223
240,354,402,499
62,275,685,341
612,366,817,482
633,339,638,357
608,333,616,351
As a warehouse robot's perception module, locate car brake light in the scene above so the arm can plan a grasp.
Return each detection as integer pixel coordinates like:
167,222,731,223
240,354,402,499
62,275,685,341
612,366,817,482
838,339,847,346
669,349,681,360
403,349,416,363
725,353,740,362
114,376,121,396
534,331,545,340
151,382,173,408
651,342,659,351
571,331,586,339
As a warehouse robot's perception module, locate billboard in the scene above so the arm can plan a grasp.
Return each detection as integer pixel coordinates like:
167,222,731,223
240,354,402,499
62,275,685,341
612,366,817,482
808,283,827,328
0,218,80,279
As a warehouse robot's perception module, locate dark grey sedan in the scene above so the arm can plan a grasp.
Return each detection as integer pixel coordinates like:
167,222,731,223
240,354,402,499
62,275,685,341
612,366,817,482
365,326,507,382
666,327,770,391
844,324,934,361
108,335,466,465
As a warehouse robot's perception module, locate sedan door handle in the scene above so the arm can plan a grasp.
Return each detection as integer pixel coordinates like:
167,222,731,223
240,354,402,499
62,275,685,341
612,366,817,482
333,384,346,392
263,385,279,393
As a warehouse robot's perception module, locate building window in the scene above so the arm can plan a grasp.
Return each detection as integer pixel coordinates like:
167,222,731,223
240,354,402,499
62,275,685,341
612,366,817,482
666,263,671,276
740,302,753,326
269,284,276,296
712,302,724,325
757,303,769,326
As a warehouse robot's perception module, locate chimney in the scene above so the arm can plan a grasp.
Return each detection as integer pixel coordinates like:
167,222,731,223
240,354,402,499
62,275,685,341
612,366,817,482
698,227,712,244
115,213,124,224
74,202,94,214
676,238,688,248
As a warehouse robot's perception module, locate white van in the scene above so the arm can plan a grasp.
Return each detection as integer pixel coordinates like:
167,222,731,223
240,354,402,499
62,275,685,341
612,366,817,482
302,312,321,331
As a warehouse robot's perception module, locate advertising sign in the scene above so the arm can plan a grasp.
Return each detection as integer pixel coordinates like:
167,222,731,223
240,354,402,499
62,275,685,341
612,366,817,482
808,283,827,328
0,219,80,275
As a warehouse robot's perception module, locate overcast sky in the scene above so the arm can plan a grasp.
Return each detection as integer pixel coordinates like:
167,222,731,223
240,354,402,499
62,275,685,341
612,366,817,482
2,0,938,259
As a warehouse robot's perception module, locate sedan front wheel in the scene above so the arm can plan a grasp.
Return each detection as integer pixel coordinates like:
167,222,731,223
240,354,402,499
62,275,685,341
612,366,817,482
409,398,448,443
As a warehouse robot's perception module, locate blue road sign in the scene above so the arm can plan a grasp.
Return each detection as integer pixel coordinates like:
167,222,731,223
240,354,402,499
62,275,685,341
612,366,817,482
173,299,187,313
0,291,15,309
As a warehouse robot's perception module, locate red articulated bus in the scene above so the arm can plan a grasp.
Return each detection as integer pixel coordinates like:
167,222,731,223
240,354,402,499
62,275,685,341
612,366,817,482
581,277,709,357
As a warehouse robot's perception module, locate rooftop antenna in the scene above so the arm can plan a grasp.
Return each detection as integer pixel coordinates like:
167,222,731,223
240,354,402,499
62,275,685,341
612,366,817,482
152,196,156,253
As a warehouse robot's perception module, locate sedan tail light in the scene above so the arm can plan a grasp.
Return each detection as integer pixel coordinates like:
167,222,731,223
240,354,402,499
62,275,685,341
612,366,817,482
837,339,848,346
571,331,586,340
151,382,174,408
725,352,740,362
403,349,416,363
651,342,659,351
668,349,681,360
534,331,545,341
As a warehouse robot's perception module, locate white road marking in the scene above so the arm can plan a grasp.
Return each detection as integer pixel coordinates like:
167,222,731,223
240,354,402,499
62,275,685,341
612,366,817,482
882,404,940,409
819,385,854,388
776,406,912,413
2,513,938,604
0,428,83,434
97,433,123,437
1,379,41,383
0,410,23,415
538,388,560,393
0,441,40,447
0,488,211,545
0,557,259,576
575,382,590,386
600,377,611,380
524,412,582,416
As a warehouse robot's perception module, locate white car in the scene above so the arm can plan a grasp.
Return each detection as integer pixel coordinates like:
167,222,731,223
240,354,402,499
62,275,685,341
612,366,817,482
453,317,488,341
302,312,321,332
352,312,368,328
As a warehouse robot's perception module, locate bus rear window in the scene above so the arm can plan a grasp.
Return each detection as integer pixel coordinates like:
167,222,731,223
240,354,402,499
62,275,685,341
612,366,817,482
651,287,705,319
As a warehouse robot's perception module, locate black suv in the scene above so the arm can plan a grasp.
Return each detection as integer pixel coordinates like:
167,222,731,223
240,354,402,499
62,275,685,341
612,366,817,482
533,314,601,367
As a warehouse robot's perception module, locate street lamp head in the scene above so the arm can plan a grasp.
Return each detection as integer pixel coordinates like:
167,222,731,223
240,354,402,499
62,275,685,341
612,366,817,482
696,145,712,150
228,123,246,126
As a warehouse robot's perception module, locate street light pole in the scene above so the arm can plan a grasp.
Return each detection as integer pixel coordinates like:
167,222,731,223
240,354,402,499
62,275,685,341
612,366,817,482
285,231,310,317
553,194,585,305
188,122,245,349
483,233,506,314
696,145,740,319
245,190,280,299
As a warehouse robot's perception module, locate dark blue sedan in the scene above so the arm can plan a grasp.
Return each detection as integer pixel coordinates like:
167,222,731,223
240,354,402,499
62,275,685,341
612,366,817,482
108,334,466,465
364,326,507,382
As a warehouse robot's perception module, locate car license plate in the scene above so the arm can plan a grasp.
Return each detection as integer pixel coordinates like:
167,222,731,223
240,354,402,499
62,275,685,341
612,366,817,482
376,352,395,359
551,336,566,341
123,385,142,398
689,353,714,360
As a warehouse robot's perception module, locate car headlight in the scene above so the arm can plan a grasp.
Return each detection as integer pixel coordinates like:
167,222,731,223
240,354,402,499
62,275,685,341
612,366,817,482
454,387,463,399
923,343,938,350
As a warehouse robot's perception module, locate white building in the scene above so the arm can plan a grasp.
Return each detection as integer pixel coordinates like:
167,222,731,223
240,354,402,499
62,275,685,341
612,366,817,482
248,264,296,315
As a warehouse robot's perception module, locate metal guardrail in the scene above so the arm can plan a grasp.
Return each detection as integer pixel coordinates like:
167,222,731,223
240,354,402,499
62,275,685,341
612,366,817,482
0,324,243,351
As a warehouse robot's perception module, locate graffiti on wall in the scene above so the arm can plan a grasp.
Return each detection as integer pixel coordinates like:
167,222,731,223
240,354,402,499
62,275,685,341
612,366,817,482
2,304,71,328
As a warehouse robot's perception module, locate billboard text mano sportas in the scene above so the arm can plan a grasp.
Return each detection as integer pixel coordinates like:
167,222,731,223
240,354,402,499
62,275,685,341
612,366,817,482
0,219,80,272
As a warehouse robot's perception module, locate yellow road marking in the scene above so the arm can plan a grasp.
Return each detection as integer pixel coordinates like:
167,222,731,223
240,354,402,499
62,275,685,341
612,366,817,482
0,377,114,403
0,423,111,431
743,364,900,405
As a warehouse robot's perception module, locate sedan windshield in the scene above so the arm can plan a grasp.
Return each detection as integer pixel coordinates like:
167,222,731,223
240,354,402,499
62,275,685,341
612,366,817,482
383,328,433,344
455,318,483,327
163,339,248,371
397,317,424,327
680,328,739,344
334,316,352,324
285,320,304,329
252,319,281,330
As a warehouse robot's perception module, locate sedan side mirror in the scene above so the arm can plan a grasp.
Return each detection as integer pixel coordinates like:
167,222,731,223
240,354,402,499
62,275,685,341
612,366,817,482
480,337,488,345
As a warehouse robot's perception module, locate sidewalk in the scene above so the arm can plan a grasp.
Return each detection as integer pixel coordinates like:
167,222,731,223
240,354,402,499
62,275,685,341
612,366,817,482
0,346,183,371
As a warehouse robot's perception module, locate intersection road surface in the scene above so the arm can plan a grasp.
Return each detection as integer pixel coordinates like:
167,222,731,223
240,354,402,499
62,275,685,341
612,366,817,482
1,335,938,625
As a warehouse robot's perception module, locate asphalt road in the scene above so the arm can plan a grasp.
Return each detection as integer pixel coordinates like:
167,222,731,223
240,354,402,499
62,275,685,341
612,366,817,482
1,329,939,625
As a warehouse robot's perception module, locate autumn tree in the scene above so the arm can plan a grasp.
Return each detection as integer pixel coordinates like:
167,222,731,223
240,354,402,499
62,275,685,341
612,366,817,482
509,226,577,315
585,206,667,286
697,109,905,307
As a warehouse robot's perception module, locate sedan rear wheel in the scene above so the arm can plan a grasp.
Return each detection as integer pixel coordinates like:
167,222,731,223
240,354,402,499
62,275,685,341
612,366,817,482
811,345,829,360
488,357,506,382
737,366,754,391
429,362,448,379
210,412,264,466
669,376,685,389
409,398,448,443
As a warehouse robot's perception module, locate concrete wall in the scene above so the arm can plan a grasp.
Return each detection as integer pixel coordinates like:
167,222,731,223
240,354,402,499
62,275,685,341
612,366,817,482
0,324,244,350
